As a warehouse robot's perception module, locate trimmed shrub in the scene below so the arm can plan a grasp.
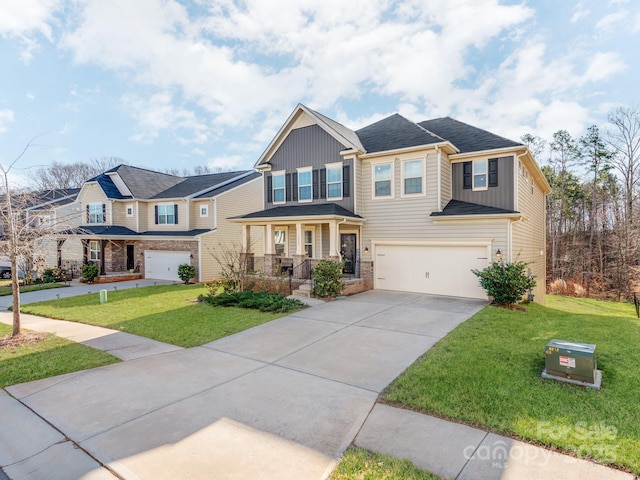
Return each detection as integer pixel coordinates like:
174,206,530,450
177,263,196,284
312,260,345,298
81,264,99,283
472,261,537,306
199,291,305,313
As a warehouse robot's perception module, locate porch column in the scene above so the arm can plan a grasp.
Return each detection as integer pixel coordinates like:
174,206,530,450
241,224,251,252
295,222,304,255
265,224,273,254
329,221,338,258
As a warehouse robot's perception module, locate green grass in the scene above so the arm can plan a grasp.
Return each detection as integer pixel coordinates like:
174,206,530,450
0,283,68,296
0,323,119,388
382,295,640,473
21,284,291,347
329,447,440,480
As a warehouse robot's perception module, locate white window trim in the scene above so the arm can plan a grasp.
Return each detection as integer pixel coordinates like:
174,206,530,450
304,226,315,258
297,166,313,203
157,203,176,225
199,204,209,217
87,203,104,224
325,162,343,200
371,160,394,199
400,158,426,197
126,204,134,217
274,227,288,256
472,159,488,192
89,240,101,261
272,170,286,205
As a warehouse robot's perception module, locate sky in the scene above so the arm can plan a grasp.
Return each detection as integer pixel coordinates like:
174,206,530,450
0,0,638,185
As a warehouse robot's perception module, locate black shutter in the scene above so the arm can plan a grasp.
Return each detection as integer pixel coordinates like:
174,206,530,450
154,205,159,224
312,169,319,199
343,165,350,197
320,169,326,199
174,204,179,224
102,204,106,223
463,162,472,190
267,175,273,203
86,205,90,223
292,173,298,201
488,158,498,187
286,174,292,202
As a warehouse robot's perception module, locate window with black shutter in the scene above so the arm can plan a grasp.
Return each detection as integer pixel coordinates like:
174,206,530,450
463,162,472,190
343,165,350,197
488,158,498,187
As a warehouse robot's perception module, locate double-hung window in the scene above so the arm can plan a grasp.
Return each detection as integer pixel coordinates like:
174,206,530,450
272,172,285,204
157,204,176,224
304,229,313,257
473,159,488,191
274,229,286,255
298,168,312,202
403,159,424,195
87,203,105,224
326,164,342,199
89,240,101,261
373,163,393,198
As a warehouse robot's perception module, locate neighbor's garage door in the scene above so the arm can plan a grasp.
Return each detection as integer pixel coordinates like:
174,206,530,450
375,244,489,299
144,251,190,281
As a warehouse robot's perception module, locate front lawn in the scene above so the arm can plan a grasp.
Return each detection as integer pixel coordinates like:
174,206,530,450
21,284,294,347
383,295,640,473
0,324,120,388
0,282,68,296
330,447,439,480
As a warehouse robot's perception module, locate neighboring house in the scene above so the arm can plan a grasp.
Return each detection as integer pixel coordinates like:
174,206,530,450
61,165,263,282
233,104,551,302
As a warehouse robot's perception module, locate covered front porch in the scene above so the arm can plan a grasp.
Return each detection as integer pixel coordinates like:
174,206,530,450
233,204,365,280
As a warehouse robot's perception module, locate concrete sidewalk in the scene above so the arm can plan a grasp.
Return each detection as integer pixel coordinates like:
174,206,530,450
0,290,634,479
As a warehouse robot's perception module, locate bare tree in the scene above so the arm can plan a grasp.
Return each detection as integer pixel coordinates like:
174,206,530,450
29,157,125,190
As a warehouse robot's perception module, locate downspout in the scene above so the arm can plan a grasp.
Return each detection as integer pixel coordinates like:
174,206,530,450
508,215,525,263
436,145,442,212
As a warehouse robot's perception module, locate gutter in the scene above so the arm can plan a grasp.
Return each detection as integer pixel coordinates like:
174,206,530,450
186,171,257,199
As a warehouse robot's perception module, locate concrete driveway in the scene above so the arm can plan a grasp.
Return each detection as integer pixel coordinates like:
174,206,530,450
2,290,486,479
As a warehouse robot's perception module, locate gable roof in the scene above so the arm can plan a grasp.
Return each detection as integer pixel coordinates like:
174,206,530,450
419,117,522,154
234,203,362,220
356,114,446,153
27,188,80,210
88,165,259,200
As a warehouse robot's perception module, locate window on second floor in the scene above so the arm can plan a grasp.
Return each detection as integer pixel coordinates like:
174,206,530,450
126,204,134,217
87,203,106,224
200,205,208,217
402,159,424,195
473,159,487,190
272,172,285,204
155,204,177,225
373,163,393,198
298,168,312,202
326,164,342,199
463,158,498,191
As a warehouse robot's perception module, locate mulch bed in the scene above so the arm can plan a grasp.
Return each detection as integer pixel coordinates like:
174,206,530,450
0,332,45,351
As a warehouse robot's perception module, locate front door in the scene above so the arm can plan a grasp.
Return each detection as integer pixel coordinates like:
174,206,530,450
340,234,357,274
126,245,135,271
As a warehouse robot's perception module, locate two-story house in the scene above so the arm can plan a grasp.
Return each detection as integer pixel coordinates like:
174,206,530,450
233,104,550,302
60,165,263,282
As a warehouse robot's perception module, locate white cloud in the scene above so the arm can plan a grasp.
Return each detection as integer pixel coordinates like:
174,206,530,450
581,52,627,83
206,154,245,171
595,11,627,30
571,2,590,23
633,11,640,32
535,101,590,139
0,0,60,62
0,109,15,134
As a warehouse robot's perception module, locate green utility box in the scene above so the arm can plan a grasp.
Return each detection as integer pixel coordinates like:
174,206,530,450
544,339,596,383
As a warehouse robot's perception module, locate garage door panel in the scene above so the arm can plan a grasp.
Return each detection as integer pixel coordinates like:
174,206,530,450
144,251,190,281
375,245,488,299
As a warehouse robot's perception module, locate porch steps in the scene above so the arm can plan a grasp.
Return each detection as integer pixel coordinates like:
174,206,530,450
292,281,314,298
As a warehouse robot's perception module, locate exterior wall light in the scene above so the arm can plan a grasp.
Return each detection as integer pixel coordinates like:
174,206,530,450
495,249,502,259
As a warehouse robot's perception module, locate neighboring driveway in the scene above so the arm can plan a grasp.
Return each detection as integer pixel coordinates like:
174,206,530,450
2,290,486,479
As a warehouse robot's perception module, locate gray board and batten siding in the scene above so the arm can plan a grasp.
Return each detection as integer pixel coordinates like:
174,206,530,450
264,124,355,212
451,155,515,211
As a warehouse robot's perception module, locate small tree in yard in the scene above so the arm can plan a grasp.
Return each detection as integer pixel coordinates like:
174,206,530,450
177,263,196,284
472,261,537,306
312,260,345,298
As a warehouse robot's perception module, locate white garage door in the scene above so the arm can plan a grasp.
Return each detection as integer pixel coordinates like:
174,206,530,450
144,251,191,281
375,244,489,299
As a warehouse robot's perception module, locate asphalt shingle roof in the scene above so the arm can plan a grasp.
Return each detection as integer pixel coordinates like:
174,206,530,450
356,114,445,153
306,106,365,151
418,117,522,154
430,199,519,217
110,165,183,198
237,203,362,219
75,225,209,237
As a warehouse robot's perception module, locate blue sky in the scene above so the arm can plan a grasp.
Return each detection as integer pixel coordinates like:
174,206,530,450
0,0,638,184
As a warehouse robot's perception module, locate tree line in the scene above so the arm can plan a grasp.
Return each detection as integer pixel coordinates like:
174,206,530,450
524,106,640,300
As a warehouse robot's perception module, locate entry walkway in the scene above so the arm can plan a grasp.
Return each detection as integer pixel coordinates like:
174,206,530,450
0,290,633,479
